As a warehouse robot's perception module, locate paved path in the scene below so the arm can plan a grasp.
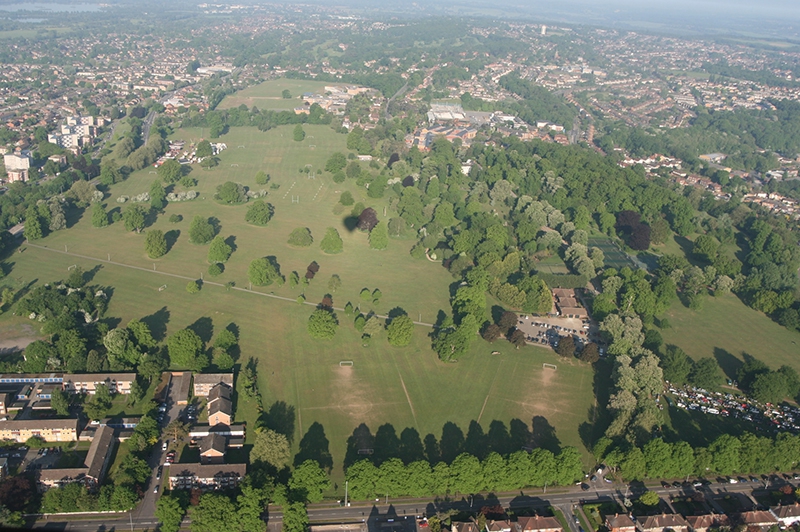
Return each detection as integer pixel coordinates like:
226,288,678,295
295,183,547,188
24,242,436,328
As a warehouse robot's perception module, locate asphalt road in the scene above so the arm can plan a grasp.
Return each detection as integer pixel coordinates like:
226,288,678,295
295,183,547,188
31,475,791,530
142,110,157,145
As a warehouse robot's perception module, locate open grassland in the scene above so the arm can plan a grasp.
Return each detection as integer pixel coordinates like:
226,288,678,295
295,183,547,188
217,79,335,111
660,294,800,377
0,123,596,483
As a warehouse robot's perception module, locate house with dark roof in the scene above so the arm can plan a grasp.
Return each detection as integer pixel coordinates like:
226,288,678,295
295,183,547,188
516,515,563,532
199,433,226,464
37,468,91,492
638,514,690,532
686,514,731,532
451,523,481,532
771,504,800,528
606,514,636,532
207,383,232,426
84,425,116,485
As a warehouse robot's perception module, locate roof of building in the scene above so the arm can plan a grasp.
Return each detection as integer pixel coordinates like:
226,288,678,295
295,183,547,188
686,515,731,529
169,463,246,479
38,467,89,483
606,514,636,529
193,373,234,386
486,520,512,532
63,373,136,383
451,523,481,532
84,424,115,480
199,433,226,456
517,515,563,532
740,511,779,525
208,397,233,418
772,505,800,519
639,514,690,530
208,383,232,403
0,418,80,431
172,372,192,402
189,423,246,438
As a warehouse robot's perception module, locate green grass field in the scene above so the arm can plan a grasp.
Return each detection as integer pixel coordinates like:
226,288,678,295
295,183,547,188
217,79,335,111
0,123,597,485
660,294,800,378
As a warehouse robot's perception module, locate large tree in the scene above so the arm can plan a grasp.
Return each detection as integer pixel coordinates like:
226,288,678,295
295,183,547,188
189,215,215,244
245,201,274,226
248,257,284,286
387,314,414,347
288,227,313,247
167,329,207,371
288,460,331,503
158,159,183,184
207,235,232,263
155,495,186,532
307,309,338,339
145,230,167,259
250,427,290,469
369,221,389,250
123,204,147,233
357,208,379,231
320,227,343,254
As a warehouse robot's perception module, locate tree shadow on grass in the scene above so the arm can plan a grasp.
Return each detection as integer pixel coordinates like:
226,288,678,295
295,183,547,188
713,347,743,382
293,421,333,471
532,415,561,454
344,423,375,469
398,427,425,464
188,316,213,344
342,216,359,232
65,204,84,229
262,400,296,442
225,235,237,254
165,230,180,253
141,306,170,342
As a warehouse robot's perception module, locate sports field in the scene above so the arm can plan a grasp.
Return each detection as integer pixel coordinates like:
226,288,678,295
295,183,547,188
217,79,334,111
0,123,596,483
587,236,635,270
660,294,800,378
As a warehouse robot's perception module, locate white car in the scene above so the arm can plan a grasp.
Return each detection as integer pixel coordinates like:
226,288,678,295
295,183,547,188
162,441,168,451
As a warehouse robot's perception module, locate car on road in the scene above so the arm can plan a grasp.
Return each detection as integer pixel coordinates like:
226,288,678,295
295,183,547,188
672,481,681,488
153,485,159,494
662,481,671,488
574,516,580,524
728,477,738,484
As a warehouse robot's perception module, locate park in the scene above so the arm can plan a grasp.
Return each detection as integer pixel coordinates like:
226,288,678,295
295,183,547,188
0,85,597,481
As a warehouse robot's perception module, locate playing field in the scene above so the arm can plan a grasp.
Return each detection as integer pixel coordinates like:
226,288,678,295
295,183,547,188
217,79,335,111
0,124,596,484
660,294,800,378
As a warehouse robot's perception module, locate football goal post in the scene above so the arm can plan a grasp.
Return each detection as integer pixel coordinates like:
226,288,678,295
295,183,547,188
543,363,558,370
339,361,354,367
159,284,167,292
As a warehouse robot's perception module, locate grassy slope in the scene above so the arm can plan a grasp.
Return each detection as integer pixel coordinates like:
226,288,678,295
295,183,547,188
660,294,800,377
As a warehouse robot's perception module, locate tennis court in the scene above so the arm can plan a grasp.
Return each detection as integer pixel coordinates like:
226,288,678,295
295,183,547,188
588,236,636,270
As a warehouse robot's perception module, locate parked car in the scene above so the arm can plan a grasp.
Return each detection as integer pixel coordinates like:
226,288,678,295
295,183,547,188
162,441,168,451
153,485,159,494
157,466,163,480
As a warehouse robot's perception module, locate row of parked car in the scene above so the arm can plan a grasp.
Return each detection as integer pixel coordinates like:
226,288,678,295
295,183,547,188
667,384,800,434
